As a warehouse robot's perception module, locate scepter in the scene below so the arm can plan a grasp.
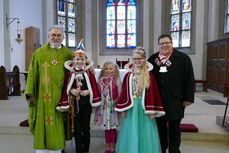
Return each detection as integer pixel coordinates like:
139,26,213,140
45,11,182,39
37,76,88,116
75,74,83,113
70,74,83,133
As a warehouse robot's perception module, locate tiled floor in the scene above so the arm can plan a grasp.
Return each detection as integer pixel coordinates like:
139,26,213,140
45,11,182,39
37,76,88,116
2,88,227,134
0,89,228,153
181,89,228,134
0,135,228,153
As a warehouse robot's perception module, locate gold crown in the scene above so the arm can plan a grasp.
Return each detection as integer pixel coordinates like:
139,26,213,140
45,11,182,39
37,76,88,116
133,46,146,55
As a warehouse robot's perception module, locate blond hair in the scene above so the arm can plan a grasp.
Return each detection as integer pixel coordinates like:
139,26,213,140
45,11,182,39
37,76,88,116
99,61,120,79
133,46,150,90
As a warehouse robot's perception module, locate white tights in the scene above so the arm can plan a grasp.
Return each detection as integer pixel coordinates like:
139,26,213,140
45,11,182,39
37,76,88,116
35,149,61,153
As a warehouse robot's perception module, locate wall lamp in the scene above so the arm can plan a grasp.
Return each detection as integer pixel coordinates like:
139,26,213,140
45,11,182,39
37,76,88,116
6,14,23,44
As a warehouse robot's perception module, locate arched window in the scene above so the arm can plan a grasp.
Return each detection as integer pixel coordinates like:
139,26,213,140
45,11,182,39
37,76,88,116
170,0,192,48
225,0,229,34
106,0,137,49
56,0,81,49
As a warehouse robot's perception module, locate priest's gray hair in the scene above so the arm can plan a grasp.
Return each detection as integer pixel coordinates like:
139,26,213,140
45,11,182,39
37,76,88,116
48,25,64,36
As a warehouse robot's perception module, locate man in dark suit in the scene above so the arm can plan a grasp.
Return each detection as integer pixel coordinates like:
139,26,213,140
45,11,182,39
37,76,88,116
148,34,195,153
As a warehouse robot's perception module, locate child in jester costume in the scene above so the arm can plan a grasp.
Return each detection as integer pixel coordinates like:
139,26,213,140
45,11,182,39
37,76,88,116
57,39,101,153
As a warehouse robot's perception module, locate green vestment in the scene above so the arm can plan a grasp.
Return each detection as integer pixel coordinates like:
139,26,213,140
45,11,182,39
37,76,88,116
24,43,72,150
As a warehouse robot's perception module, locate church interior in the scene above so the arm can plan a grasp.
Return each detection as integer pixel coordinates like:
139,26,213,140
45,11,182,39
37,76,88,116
0,0,228,152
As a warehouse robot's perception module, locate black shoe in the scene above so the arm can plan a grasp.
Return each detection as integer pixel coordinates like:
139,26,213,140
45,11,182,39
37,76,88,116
61,150,65,153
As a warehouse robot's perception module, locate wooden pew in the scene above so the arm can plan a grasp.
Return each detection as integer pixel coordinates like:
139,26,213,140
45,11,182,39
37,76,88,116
6,65,21,96
0,66,8,100
0,65,21,100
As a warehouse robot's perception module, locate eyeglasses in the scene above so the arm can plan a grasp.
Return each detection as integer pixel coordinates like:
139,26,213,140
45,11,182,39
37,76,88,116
132,58,143,61
159,42,172,46
50,33,62,38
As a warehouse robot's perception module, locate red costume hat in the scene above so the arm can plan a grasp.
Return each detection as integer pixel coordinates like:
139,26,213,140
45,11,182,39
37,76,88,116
73,39,87,57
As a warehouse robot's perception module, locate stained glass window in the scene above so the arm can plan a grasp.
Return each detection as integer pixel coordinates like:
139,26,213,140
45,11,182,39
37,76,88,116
106,0,137,48
225,0,229,34
56,0,77,48
170,0,192,48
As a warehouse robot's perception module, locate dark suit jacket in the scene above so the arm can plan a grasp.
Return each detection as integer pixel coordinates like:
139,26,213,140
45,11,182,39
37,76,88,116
148,49,195,120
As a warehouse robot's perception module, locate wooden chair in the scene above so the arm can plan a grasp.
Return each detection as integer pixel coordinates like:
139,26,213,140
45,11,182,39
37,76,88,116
195,80,208,92
116,58,129,69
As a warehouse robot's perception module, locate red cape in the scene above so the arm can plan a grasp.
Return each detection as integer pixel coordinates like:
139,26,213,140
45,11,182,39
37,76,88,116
115,72,165,117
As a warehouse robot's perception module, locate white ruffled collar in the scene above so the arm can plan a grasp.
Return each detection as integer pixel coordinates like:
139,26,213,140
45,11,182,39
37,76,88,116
64,60,94,72
124,61,153,73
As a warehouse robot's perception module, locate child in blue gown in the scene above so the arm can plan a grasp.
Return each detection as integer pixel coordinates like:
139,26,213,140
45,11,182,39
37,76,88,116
115,46,165,153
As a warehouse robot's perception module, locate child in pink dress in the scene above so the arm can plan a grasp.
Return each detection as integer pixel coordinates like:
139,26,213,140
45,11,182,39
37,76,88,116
95,61,121,153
